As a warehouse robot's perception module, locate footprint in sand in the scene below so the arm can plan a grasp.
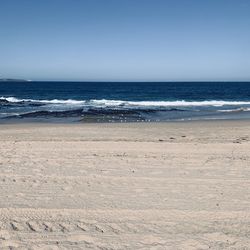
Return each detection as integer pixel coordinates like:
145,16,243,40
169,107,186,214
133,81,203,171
68,234,96,245
178,239,210,250
140,235,166,246
32,245,60,250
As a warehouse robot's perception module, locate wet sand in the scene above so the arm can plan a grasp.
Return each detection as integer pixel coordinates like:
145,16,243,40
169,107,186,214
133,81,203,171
0,121,250,249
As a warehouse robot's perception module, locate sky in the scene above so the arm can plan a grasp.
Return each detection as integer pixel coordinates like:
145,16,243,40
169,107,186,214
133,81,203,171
0,0,250,81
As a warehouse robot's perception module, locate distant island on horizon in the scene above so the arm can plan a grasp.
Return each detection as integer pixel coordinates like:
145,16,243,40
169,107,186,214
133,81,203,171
0,78,29,82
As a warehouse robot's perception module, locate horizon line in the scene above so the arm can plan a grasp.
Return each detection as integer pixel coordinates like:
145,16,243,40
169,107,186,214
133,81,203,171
1,79,250,83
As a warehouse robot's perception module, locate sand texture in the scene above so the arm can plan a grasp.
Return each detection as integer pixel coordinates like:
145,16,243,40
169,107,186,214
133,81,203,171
0,121,250,249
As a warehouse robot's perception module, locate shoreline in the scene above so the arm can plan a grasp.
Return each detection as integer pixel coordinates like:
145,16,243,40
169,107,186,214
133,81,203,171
1,117,250,125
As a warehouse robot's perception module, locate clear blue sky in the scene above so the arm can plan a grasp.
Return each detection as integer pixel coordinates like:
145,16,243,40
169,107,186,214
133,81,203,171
1,0,250,81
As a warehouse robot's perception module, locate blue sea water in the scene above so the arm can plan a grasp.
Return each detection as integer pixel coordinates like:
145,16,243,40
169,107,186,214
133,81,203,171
1,81,250,123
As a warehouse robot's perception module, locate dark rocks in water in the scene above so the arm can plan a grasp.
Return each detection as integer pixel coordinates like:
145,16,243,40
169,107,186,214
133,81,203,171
0,100,45,107
3,107,160,122
86,108,140,116
0,99,44,108
18,109,84,118
0,99,9,104
25,102,45,107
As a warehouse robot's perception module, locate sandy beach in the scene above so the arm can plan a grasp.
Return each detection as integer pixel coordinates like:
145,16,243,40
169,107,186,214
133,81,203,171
0,121,250,249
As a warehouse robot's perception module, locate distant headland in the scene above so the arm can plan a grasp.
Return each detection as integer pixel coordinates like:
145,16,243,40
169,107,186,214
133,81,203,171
0,78,30,82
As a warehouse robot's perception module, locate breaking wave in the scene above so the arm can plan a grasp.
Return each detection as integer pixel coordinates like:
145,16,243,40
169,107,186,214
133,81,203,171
2,96,250,107
0,97,85,105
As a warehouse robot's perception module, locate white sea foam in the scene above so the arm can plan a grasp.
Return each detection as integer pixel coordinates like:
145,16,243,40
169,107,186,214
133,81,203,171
0,97,21,102
2,96,250,107
91,99,250,107
38,99,86,104
0,97,85,105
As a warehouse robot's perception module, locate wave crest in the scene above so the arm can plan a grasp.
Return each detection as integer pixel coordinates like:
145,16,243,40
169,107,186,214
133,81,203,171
2,96,250,107
91,99,250,107
0,97,85,105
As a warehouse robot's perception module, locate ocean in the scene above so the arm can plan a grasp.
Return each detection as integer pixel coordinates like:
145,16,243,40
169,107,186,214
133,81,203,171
1,81,250,123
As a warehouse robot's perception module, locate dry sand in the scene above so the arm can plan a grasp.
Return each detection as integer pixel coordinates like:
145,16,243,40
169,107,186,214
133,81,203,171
0,121,250,249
